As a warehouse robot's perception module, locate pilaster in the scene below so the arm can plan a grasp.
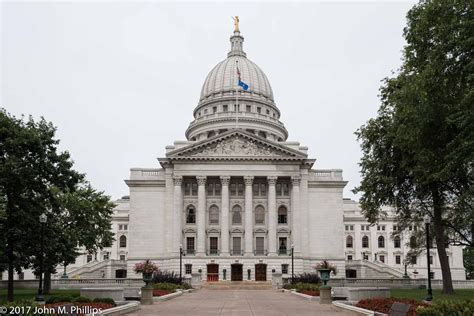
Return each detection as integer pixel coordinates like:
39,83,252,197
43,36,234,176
267,176,278,256
291,176,301,254
220,176,231,256
196,176,207,255
172,176,183,255
244,176,254,256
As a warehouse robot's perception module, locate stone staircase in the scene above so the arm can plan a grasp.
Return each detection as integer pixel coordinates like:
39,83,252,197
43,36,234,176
202,281,273,290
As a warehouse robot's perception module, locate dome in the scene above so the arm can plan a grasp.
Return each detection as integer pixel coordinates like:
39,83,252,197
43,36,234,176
200,56,274,102
185,27,288,142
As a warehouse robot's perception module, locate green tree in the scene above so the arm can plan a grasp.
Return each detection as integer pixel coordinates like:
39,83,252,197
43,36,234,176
354,0,473,294
464,248,474,280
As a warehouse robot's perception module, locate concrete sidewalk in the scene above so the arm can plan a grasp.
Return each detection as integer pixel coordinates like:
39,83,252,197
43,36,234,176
129,289,351,315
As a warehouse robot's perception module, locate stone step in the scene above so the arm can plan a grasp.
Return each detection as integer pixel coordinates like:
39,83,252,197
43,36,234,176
202,281,273,290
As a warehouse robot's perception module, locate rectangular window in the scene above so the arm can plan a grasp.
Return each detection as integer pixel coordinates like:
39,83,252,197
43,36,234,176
345,225,349,231
366,225,370,230
283,183,290,196
377,225,380,231
186,237,195,254
350,225,354,231
260,183,266,196
363,254,369,260
380,255,385,263
246,105,251,112
120,254,126,261
103,253,109,261
233,237,241,255
237,183,244,196
124,225,128,230
429,272,434,279
257,107,261,114
253,183,259,196
210,237,218,254
185,264,192,275
213,106,217,113
361,225,365,231
266,109,270,115
223,105,228,112
411,255,417,265
347,255,353,261
278,237,287,255
191,183,198,196
276,183,282,196
396,255,401,264
281,264,289,274
215,183,221,196
207,183,214,196
230,183,237,196
204,109,208,114
255,237,265,255
382,226,385,231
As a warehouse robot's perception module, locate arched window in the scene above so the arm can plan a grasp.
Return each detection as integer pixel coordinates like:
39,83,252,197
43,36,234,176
232,205,242,225
346,235,353,248
378,236,385,248
119,235,127,248
278,206,288,224
410,236,417,248
209,205,219,225
362,236,369,248
186,206,196,224
394,236,401,248
255,205,265,225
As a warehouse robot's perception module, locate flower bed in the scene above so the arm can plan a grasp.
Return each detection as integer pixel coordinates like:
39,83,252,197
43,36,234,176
153,289,173,297
300,290,320,297
355,298,428,316
44,302,114,316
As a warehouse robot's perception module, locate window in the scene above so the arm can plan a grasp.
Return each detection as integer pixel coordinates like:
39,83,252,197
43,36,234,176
361,225,365,231
410,236,417,248
119,225,123,230
103,252,109,261
278,237,287,255
209,205,219,225
120,254,126,261
204,109,208,114
186,237,195,254
253,182,267,196
411,255,417,265
276,181,290,196
395,255,401,264
347,255,353,261
394,236,401,248
124,225,128,230
246,105,251,112
255,206,265,225
207,182,221,196
185,264,192,274
232,237,241,255
184,181,198,196
363,253,369,260
223,105,228,112
87,254,93,263
429,256,433,265
119,235,127,248
186,206,196,224
377,225,385,231
213,106,217,114
346,236,353,248
230,181,244,196
281,264,289,274
345,225,354,231
255,237,265,255
257,107,261,114
362,236,369,248
278,206,288,224
378,236,385,248
209,237,218,254
232,205,242,225
379,255,385,263
429,272,434,279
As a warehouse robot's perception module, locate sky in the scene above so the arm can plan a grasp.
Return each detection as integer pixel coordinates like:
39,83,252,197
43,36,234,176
1,1,417,200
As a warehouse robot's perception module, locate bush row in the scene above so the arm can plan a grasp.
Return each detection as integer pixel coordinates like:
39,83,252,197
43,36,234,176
152,282,190,291
417,300,474,315
45,295,116,307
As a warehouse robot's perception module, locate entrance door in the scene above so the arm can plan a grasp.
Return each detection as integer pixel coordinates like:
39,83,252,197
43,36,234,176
207,264,219,282
115,269,127,278
231,264,243,281
255,264,267,281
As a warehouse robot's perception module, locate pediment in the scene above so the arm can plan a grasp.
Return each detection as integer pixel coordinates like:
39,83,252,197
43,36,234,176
166,130,307,161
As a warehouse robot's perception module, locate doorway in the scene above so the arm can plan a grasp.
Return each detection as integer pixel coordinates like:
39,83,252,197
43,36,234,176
255,264,267,281
115,269,127,278
207,264,219,282
231,264,243,281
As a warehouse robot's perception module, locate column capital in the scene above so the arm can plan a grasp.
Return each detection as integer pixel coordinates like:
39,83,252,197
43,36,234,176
291,176,301,186
196,176,207,186
243,176,254,186
267,176,278,185
220,176,231,186
172,176,183,186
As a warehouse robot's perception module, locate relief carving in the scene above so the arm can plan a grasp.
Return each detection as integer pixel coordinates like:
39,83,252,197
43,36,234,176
187,136,284,157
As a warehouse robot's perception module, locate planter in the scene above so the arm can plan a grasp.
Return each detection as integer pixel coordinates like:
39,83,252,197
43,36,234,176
318,269,331,286
143,272,153,288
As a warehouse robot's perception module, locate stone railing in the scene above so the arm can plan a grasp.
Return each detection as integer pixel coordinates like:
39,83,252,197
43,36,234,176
313,169,343,181
0,278,145,290
130,168,161,179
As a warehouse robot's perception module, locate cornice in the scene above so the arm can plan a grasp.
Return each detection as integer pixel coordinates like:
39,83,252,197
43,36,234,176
124,180,166,187
308,181,348,188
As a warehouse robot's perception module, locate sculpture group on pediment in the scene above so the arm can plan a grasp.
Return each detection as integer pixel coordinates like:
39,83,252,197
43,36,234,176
189,136,281,157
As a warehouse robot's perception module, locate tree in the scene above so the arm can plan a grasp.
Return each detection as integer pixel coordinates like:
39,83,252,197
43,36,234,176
464,247,474,280
354,0,473,294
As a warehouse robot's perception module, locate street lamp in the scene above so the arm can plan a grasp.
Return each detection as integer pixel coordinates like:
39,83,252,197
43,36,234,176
423,214,433,301
291,243,295,284
179,243,183,284
36,213,47,302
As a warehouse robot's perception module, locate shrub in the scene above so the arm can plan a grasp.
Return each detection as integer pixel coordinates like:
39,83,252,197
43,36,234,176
291,273,321,284
72,296,91,303
152,282,181,291
417,300,474,316
283,282,320,292
45,295,73,304
152,271,183,285
92,297,116,307
356,298,428,316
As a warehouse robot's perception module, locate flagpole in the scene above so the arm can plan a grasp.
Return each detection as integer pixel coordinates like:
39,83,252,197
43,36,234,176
235,59,239,129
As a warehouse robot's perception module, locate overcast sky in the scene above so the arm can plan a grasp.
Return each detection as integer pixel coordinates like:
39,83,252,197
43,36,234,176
2,1,417,200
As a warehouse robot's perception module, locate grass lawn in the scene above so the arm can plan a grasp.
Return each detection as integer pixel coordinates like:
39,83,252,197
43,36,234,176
391,288,474,302
0,289,80,303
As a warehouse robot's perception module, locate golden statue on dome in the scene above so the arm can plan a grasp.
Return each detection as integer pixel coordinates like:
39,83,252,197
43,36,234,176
233,16,239,32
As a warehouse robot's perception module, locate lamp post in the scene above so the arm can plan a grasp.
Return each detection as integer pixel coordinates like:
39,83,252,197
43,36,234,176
179,243,183,284
36,213,47,302
291,243,295,284
423,215,433,301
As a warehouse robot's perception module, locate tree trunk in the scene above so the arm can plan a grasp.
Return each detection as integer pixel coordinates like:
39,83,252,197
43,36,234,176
44,271,51,294
433,189,454,294
7,260,13,302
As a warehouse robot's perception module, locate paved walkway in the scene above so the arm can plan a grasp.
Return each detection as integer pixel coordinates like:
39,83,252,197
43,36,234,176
130,289,351,315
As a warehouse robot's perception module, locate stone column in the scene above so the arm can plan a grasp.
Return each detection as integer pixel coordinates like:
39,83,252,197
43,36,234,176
267,176,278,256
244,176,254,256
220,176,231,256
196,176,207,255
300,169,309,255
291,176,301,254
172,176,183,255
164,167,174,254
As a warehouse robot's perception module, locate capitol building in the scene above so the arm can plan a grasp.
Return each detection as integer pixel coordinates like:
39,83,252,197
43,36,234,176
2,23,465,283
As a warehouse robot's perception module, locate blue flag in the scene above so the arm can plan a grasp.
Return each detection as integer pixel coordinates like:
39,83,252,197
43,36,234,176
238,80,249,91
